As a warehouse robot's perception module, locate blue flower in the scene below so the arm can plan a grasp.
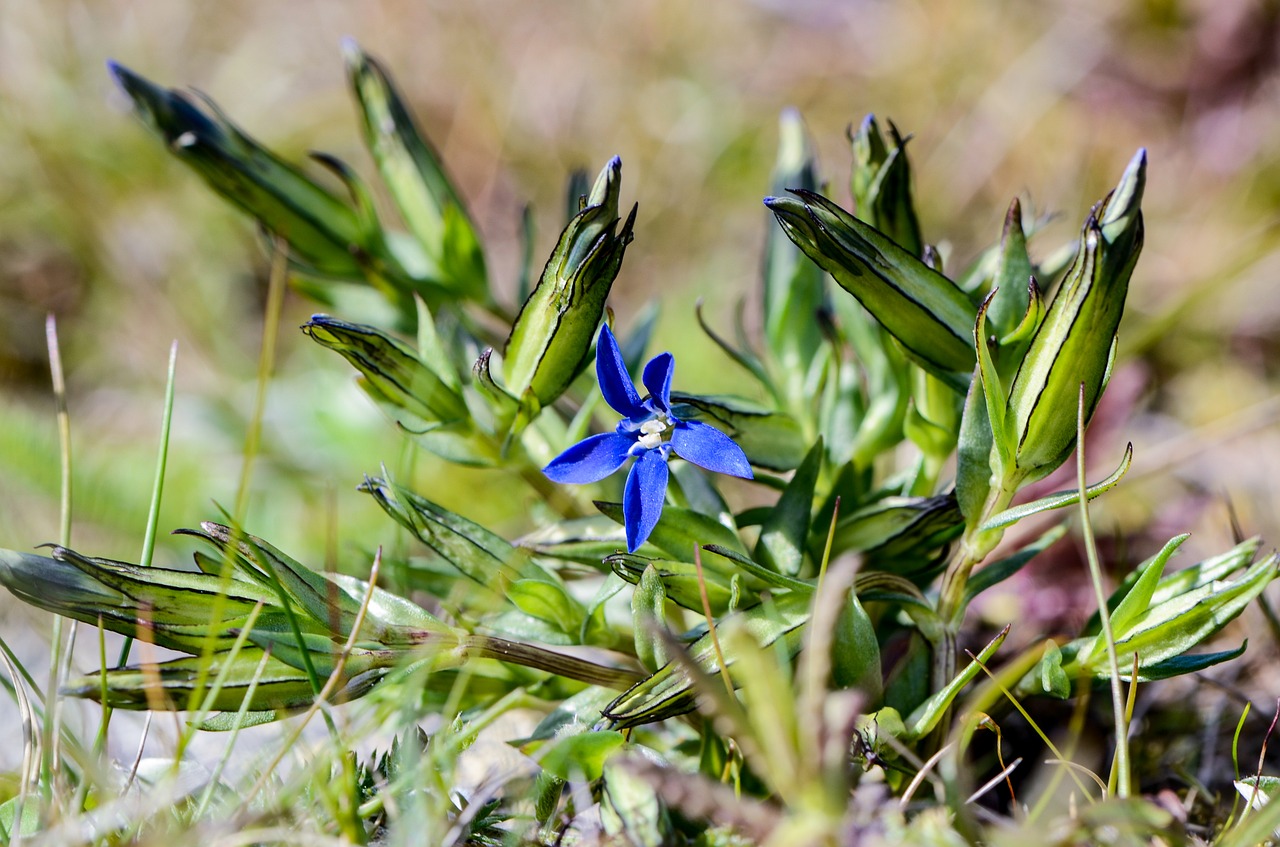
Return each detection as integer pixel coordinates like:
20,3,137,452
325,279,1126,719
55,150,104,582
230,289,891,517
543,325,753,552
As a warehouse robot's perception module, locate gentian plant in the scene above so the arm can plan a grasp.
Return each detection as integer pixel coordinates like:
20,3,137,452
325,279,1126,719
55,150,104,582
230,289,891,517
1,45,1277,844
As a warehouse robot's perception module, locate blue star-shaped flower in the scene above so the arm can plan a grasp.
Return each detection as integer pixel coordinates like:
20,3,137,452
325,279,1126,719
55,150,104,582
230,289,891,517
543,325,753,552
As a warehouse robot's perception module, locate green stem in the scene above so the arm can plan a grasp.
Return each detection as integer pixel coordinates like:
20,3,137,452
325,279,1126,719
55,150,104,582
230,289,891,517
1075,386,1129,798
931,480,1018,693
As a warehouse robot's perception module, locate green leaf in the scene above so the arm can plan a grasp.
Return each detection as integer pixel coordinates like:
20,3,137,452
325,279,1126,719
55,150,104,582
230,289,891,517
62,648,397,713
670,392,808,472
518,515,630,566
600,758,672,847
903,625,1009,741
191,710,283,731
536,730,626,782
849,115,923,256
1147,537,1261,608
0,796,41,838
694,301,774,394
303,316,497,465
633,565,671,671
1101,554,1278,671
974,290,1015,471
1005,151,1145,483
988,198,1035,339
764,109,827,386
1107,533,1190,639
507,579,587,637
980,443,1134,531
829,494,963,581
831,589,882,700
361,477,555,589
699,545,814,593
963,523,1068,603
955,364,995,529
1234,774,1280,812
329,573,446,633
1038,640,1070,699
608,552,756,616
755,438,823,576
595,501,748,560
187,522,364,629
0,546,300,654
1138,642,1246,681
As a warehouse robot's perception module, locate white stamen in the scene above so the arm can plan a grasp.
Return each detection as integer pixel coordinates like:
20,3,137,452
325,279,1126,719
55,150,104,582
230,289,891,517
640,419,667,435
637,432,663,450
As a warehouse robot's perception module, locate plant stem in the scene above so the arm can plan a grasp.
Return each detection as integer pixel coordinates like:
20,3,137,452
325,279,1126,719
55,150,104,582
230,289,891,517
1075,385,1129,797
931,481,1017,692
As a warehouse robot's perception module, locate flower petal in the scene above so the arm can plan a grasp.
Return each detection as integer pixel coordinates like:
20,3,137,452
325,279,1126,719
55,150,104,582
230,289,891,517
670,420,753,479
596,325,646,419
641,352,674,411
543,432,634,484
623,449,669,552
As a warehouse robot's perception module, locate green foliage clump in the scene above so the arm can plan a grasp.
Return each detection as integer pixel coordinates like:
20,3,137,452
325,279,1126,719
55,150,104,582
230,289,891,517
2,45,1279,846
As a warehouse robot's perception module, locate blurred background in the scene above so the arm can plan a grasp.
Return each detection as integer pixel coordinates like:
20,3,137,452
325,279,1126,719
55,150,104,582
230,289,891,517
2,0,1279,730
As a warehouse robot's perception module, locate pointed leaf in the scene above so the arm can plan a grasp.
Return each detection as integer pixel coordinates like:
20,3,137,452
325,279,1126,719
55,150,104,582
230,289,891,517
754,438,822,575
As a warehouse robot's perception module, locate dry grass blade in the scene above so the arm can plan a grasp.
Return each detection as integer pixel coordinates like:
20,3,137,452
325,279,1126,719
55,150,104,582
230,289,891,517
616,753,782,842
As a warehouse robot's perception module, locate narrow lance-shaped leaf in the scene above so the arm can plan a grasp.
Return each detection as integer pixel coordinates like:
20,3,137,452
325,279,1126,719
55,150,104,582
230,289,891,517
63,648,401,714
755,437,823,576
607,552,763,616
828,495,962,573
303,315,499,465
0,547,279,654
633,565,671,672
304,315,468,422
955,361,996,528
1096,553,1278,672
987,198,1035,339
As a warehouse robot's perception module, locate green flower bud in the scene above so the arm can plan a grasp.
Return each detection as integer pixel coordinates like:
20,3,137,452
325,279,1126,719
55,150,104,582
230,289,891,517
503,157,636,411
763,109,827,381
602,591,813,729
1004,150,1146,483
608,553,763,616
303,315,500,466
849,114,922,257
108,62,401,284
765,191,976,387
63,649,396,714
344,40,487,300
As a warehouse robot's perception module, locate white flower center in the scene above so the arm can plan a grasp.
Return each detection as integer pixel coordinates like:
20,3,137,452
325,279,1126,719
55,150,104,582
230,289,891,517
636,417,669,450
